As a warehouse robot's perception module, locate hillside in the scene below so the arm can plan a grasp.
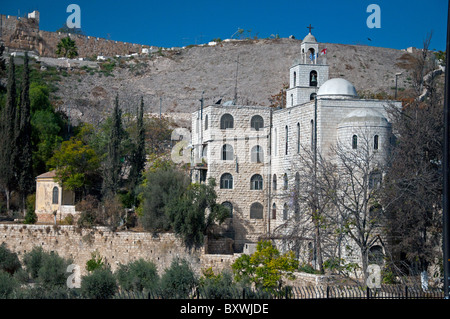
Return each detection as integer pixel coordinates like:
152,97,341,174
45,38,414,126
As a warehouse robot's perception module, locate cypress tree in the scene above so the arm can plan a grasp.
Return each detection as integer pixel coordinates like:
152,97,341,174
102,94,124,199
128,96,146,200
17,52,34,213
0,56,17,212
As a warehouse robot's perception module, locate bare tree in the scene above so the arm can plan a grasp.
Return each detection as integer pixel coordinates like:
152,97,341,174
381,33,443,286
327,130,389,282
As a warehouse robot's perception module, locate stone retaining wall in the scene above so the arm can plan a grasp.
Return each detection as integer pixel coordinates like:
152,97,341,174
0,223,237,277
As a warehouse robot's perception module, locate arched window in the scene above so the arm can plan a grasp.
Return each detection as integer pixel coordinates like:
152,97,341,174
202,145,208,158
352,135,358,149
310,93,316,100
52,186,59,204
368,245,384,266
283,203,288,220
285,125,289,155
310,70,317,86
374,135,379,150
220,113,234,129
251,145,264,163
295,172,300,191
272,174,277,191
283,173,288,190
250,202,263,219
291,94,294,107
251,115,264,131
220,173,233,189
250,174,263,190
205,114,208,130
222,201,233,218
272,203,277,219
293,71,297,87
222,144,233,160
297,122,300,153
274,128,278,155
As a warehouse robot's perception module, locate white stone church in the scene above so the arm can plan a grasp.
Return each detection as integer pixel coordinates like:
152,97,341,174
190,30,401,266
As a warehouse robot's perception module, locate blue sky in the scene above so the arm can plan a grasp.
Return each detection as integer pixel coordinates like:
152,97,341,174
1,0,448,51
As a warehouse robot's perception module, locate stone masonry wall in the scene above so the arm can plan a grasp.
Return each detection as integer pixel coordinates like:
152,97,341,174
0,224,237,277
0,13,149,58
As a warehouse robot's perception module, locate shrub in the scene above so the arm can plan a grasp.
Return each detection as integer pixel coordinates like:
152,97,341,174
160,258,197,299
0,270,18,298
116,258,159,292
86,251,104,272
81,268,118,299
22,246,45,279
0,243,21,275
199,268,236,299
22,247,72,289
76,195,99,228
24,193,37,224
139,165,190,232
36,251,72,289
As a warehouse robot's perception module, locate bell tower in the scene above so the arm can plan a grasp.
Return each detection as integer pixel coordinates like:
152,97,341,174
286,25,329,107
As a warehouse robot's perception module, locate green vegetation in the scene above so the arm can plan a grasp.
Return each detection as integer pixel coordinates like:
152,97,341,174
231,240,298,295
56,36,78,59
0,240,303,299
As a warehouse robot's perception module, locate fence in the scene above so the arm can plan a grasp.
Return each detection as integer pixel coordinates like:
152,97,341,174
112,285,444,300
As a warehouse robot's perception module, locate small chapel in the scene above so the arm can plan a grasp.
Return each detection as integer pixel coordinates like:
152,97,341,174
190,28,402,266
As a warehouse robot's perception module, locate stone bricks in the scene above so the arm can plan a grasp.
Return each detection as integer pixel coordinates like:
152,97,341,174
0,224,238,277
0,12,149,58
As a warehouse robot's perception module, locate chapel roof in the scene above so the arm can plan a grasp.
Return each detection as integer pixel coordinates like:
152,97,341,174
36,170,56,179
317,78,358,98
302,32,317,43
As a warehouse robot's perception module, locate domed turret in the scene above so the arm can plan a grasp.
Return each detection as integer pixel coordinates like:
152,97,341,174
303,32,317,43
317,78,358,98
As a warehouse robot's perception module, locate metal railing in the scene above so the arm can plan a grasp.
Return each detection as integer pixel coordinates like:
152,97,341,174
112,284,444,300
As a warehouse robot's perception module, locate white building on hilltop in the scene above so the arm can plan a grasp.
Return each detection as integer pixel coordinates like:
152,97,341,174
190,30,401,267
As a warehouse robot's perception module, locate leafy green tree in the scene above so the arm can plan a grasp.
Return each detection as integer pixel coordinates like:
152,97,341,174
29,83,64,175
116,258,159,292
139,163,190,232
0,270,18,298
22,247,72,289
56,36,78,59
22,246,45,280
160,258,197,299
47,136,101,195
198,267,237,299
232,240,298,293
0,243,21,275
80,268,118,299
36,251,72,289
0,56,18,212
166,178,230,248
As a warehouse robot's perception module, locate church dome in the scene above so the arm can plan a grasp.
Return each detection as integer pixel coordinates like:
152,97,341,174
339,109,389,126
317,78,358,98
303,32,317,43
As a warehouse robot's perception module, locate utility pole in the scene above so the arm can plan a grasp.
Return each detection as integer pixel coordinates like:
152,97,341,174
442,0,450,299
233,54,240,105
395,72,402,99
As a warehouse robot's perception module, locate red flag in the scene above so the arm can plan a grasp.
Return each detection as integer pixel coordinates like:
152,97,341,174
320,48,327,55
